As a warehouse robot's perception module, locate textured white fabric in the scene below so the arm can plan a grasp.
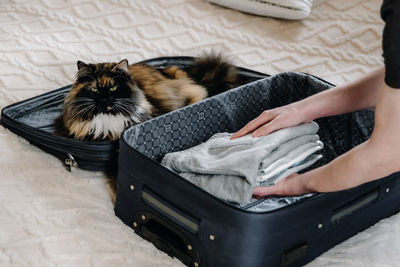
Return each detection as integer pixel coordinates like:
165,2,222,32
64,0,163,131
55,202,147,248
1,0,398,267
209,0,314,20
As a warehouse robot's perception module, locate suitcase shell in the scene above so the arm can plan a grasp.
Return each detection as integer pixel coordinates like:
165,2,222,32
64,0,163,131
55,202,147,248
115,72,400,267
0,57,267,172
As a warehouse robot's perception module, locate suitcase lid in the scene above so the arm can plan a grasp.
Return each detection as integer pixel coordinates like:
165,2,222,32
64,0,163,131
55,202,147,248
0,56,268,172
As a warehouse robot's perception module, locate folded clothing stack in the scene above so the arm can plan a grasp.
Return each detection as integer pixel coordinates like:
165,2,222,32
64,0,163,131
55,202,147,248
161,121,323,204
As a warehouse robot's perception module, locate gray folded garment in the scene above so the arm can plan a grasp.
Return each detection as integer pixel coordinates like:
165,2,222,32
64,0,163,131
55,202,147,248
162,121,321,204
179,154,322,204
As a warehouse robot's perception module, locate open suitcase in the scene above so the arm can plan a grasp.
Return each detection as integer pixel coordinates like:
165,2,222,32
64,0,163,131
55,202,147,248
115,72,400,267
0,57,266,172
2,57,400,267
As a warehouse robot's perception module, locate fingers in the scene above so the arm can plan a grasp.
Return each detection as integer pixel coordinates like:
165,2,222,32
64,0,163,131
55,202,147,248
230,110,275,139
253,185,281,197
251,117,283,137
253,173,307,198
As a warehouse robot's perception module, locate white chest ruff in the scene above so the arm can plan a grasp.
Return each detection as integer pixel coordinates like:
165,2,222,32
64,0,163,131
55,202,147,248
89,114,131,139
69,114,132,140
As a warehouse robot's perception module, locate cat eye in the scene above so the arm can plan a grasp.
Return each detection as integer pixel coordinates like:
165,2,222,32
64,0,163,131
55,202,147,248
110,86,117,92
90,87,98,93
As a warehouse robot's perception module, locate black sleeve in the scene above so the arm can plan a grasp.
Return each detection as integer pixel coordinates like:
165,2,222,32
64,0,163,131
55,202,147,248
381,0,400,88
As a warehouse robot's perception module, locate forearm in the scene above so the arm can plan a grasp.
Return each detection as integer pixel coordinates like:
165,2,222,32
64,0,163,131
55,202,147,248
293,67,384,121
303,0,400,193
253,1,400,197
232,67,386,139
304,83,400,193
303,140,396,192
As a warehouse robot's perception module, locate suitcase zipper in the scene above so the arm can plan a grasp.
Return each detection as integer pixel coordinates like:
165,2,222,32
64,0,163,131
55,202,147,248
65,153,78,171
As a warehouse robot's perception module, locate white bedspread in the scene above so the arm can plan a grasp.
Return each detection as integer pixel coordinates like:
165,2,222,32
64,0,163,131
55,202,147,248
1,0,399,266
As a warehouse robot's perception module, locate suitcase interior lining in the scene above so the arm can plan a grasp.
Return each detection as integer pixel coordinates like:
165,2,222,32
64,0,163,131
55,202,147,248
0,57,268,171
123,72,375,212
1,86,68,132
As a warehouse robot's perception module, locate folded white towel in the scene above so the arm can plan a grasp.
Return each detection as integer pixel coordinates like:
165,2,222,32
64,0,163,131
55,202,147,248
258,140,324,182
260,153,323,186
259,134,320,169
208,0,313,20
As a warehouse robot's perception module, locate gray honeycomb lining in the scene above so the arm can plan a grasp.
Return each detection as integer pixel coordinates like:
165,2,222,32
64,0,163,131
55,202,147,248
123,72,374,166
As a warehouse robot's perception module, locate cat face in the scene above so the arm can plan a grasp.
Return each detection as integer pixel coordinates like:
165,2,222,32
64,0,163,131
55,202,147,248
72,60,137,119
61,60,152,140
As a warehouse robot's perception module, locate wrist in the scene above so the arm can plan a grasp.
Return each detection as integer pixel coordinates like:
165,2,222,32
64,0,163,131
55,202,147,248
285,171,320,195
302,172,320,193
290,100,313,122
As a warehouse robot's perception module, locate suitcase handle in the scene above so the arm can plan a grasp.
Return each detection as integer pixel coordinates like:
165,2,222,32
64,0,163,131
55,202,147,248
331,189,379,223
141,190,200,234
134,211,201,267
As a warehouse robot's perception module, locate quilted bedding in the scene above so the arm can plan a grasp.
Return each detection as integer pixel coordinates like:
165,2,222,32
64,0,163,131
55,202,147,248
1,0,399,266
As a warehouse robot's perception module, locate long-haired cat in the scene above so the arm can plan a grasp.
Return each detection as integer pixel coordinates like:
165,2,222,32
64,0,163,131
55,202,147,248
56,53,240,141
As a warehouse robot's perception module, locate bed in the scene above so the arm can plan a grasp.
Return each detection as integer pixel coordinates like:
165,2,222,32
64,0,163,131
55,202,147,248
1,0,399,266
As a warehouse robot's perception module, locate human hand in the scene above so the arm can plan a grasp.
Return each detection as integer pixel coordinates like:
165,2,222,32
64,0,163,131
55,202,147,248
252,173,314,197
230,103,308,139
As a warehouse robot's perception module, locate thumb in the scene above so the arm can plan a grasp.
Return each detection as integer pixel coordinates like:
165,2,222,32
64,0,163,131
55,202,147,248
253,185,281,197
252,173,300,197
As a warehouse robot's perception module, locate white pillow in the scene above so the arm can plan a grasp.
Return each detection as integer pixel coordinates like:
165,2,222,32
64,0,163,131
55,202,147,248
208,0,313,20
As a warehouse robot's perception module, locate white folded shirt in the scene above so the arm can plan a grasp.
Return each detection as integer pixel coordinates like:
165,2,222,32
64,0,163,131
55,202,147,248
259,153,322,186
257,140,324,182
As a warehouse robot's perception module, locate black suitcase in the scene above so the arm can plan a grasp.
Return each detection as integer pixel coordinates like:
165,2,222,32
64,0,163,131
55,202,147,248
115,72,400,267
0,57,267,172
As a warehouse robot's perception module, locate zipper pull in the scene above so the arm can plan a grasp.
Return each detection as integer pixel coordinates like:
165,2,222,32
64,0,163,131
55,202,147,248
65,153,78,171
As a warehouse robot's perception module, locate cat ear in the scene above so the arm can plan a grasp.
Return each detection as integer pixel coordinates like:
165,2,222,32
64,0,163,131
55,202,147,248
113,59,129,72
77,61,89,70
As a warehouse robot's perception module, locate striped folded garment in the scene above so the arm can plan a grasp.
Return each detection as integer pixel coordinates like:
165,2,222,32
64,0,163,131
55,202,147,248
208,0,313,20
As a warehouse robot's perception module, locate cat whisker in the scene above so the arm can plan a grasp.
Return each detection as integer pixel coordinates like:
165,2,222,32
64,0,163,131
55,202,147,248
114,103,135,111
74,105,96,119
113,98,135,106
69,103,95,113
112,106,125,115
65,98,95,109
113,100,136,110
113,98,134,103
68,101,94,108
113,103,134,116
